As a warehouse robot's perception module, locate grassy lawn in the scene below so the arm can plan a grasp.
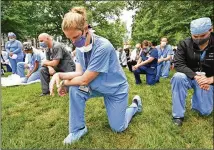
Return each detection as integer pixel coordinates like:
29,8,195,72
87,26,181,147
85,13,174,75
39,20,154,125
1,68,213,149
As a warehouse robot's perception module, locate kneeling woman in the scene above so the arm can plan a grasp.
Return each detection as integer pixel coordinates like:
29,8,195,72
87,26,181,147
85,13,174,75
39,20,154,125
17,42,41,83
49,7,142,144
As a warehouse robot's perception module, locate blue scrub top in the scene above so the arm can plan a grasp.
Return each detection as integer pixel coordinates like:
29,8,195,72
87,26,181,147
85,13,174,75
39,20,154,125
26,52,41,70
156,44,173,58
140,48,158,68
5,40,24,59
76,35,128,95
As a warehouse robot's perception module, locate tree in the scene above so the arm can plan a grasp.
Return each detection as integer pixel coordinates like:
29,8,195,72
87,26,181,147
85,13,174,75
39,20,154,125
1,1,127,48
129,0,214,46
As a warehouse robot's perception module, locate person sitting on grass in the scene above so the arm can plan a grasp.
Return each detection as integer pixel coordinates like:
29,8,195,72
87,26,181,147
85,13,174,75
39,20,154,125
49,6,142,144
17,42,41,83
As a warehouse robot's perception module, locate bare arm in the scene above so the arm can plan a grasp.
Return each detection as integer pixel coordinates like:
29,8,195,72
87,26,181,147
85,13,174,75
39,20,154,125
43,59,60,67
136,57,142,64
58,63,83,80
137,57,155,68
64,70,99,86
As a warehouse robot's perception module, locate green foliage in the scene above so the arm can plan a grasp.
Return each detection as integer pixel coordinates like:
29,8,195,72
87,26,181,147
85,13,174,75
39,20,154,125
1,1,126,47
130,0,214,46
1,69,213,149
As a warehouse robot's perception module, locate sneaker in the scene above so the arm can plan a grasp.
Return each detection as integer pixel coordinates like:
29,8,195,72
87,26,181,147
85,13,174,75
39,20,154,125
132,95,142,112
39,92,50,97
63,126,88,144
172,118,184,126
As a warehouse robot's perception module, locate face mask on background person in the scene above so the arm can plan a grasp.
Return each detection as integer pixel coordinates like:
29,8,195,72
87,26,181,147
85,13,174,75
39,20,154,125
144,47,150,53
193,34,210,46
39,42,48,48
161,41,167,47
9,38,15,42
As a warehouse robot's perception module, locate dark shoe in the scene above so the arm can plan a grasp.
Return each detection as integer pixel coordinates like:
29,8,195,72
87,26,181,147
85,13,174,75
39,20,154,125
173,117,184,126
40,92,50,97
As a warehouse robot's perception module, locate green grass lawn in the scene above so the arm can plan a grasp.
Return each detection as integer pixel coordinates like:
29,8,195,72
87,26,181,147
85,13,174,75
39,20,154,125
1,69,213,149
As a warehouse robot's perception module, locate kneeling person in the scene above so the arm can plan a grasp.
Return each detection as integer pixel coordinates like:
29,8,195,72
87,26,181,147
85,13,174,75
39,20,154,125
171,17,214,126
49,7,142,144
38,33,75,96
133,40,158,85
17,42,41,83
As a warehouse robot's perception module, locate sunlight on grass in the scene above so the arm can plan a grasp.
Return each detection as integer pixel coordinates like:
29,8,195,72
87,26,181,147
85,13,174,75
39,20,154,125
1,69,213,149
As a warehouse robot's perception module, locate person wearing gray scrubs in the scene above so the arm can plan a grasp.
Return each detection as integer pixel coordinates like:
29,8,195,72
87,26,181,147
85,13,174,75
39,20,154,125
38,33,75,96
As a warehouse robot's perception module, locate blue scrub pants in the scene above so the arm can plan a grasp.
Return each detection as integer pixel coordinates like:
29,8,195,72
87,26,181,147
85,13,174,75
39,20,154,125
17,62,40,83
155,60,171,82
9,57,23,74
68,85,138,133
133,66,156,85
171,72,213,118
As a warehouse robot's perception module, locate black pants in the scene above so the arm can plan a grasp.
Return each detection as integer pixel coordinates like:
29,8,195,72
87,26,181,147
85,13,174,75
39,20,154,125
127,60,137,72
40,66,75,94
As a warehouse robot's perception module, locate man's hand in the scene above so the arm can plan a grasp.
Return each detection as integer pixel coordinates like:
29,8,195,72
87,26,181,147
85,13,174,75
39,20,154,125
195,75,213,85
57,86,67,97
199,84,210,91
9,52,13,57
158,57,164,63
194,75,212,90
132,65,139,71
48,66,56,75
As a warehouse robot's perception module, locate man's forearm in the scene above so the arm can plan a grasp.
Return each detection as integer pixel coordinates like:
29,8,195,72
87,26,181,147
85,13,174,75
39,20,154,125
44,60,58,67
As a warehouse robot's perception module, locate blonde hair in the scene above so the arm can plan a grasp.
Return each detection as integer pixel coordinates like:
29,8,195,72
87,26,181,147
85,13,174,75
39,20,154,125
62,7,87,31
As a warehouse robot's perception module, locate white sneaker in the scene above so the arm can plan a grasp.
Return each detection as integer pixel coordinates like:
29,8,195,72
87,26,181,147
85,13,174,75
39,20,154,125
132,95,142,112
63,126,88,144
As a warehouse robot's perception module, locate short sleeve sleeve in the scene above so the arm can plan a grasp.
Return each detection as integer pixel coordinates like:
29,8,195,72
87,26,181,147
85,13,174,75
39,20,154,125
52,46,63,60
167,45,173,55
34,53,41,62
150,49,158,59
87,43,111,73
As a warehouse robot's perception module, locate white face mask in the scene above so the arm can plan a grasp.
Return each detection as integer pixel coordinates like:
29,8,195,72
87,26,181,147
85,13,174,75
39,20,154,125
79,34,93,53
79,43,93,53
161,41,167,47
9,38,15,42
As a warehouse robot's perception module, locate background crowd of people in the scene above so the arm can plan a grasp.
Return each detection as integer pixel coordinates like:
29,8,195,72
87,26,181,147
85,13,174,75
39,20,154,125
116,38,176,85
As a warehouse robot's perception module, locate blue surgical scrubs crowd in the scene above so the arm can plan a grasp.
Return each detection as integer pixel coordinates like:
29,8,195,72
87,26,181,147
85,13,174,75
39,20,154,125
1,6,213,145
